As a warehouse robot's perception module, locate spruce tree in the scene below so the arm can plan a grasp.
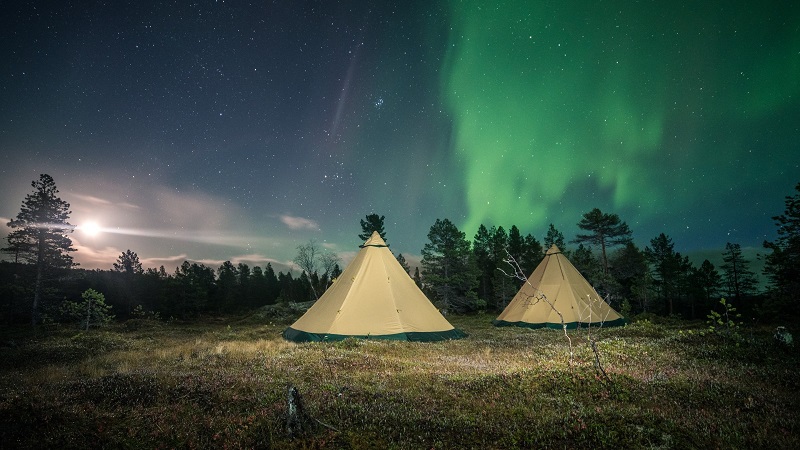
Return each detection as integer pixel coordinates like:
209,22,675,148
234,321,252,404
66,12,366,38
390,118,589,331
544,224,566,251
420,219,479,312
720,242,757,304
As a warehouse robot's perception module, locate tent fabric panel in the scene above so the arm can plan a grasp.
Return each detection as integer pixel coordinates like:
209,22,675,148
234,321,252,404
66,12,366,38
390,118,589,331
494,244,624,329
284,231,464,341
326,250,402,335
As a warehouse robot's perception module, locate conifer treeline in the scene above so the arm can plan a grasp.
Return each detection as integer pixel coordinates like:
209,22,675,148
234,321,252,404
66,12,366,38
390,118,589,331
0,258,327,323
2,175,798,325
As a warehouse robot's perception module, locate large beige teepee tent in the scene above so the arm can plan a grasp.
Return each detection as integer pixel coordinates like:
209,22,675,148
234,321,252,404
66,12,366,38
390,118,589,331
494,245,625,329
283,232,466,342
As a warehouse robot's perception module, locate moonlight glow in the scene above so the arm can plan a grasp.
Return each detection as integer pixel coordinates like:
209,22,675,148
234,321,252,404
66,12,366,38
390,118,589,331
80,222,101,236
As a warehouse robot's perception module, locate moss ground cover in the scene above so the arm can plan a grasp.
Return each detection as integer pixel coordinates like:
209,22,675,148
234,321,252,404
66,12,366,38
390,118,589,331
0,313,797,449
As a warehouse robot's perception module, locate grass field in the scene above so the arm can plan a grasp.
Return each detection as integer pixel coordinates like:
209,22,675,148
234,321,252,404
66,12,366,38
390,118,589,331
1,313,798,449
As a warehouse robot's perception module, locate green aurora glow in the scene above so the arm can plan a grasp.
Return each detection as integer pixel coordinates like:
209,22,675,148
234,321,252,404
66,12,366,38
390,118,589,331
442,0,800,245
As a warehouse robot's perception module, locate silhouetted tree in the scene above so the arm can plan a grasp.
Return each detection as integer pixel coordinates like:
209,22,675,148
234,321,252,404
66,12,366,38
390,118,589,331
319,250,341,281
544,223,566,252
507,225,524,264
216,261,238,311
237,263,254,309
573,208,633,275
521,233,544,276
720,242,757,304
293,240,322,299
609,242,649,314
113,249,143,275
693,259,722,319
421,219,479,312
330,263,342,281
167,261,214,318
4,174,76,325
762,183,800,319
359,213,386,242
571,244,601,286
264,263,281,304
277,271,295,303
110,249,145,315
396,253,411,274
490,226,512,309
472,224,493,304
645,233,691,316
293,240,339,299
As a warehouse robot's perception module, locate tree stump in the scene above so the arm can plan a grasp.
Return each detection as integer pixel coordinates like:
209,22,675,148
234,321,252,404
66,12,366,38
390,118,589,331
286,384,310,438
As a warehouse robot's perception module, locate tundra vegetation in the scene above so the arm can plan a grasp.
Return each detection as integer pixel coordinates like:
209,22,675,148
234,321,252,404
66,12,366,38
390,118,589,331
0,313,797,449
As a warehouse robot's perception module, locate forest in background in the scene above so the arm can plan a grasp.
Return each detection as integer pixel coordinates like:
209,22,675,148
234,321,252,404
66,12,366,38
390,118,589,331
1,175,798,327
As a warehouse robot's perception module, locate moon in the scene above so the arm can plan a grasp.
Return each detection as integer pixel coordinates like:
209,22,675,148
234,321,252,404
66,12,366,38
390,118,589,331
80,221,101,236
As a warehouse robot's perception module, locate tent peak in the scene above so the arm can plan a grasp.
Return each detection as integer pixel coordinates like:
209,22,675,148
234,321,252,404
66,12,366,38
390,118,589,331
360,231,388,248
546,244,561,255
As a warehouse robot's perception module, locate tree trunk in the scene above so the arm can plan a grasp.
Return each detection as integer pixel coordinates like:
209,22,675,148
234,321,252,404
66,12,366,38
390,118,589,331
32,263,42,327
32,229,45,326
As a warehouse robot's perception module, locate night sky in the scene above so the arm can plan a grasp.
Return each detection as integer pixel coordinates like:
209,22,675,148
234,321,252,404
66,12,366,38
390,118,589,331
1,1,798,274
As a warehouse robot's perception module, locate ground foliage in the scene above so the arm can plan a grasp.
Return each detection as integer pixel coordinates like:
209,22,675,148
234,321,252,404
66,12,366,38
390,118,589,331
0,314,797,449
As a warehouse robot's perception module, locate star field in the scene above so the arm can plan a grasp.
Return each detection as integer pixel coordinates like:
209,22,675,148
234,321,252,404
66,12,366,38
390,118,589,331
1,0,798,273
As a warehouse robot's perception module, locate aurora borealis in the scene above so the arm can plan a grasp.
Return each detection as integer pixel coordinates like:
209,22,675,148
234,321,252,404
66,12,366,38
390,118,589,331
1,0,798,272
444,0,799,247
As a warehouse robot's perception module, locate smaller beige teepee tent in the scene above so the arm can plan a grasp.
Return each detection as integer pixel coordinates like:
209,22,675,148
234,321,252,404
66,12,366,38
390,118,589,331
494,245,625,329
283,232,466,342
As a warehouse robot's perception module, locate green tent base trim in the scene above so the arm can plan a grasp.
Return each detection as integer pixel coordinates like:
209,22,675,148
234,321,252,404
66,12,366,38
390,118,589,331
283,327,467,343
492,317,627,330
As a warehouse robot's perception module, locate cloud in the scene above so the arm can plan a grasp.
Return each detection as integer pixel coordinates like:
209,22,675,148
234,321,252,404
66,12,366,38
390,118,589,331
140,253,189,268
280,215,320,230
72,194,112,206
6,175,308,272
70,237,122,270
0,217,11,235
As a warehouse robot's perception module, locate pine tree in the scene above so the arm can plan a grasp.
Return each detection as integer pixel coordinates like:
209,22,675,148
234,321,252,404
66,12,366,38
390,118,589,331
61,288,115,330
4,174,76,325
113,249,143,275
359,213,387,242
573,208,633,274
